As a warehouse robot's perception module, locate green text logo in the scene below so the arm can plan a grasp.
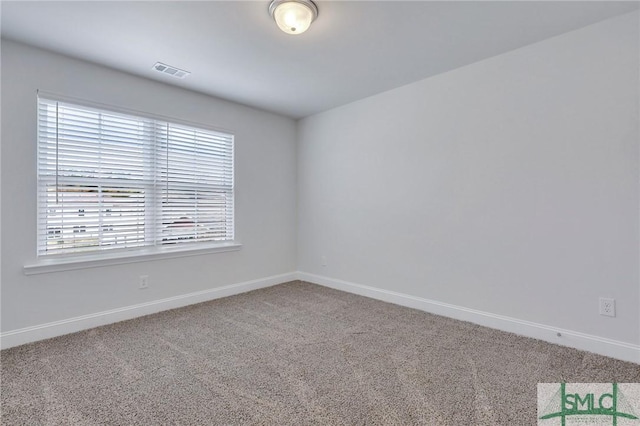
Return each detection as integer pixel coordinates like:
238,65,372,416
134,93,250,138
538,383,640,426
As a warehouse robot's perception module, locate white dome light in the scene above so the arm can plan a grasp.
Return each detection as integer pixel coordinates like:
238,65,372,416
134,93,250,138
269,0,318,35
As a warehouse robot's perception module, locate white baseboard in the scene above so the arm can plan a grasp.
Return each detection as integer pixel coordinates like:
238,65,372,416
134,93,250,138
5,271,638,364
297,272,640,365
1,272,297,350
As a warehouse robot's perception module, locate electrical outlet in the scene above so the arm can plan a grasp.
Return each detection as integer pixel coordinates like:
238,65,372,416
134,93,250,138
139,275,149,290
321,256,327,267
599,297,615,317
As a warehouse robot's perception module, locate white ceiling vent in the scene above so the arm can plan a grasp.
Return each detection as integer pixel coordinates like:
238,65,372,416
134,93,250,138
153,62,190,79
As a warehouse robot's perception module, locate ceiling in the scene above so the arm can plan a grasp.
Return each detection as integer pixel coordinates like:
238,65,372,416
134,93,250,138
1,1,638,119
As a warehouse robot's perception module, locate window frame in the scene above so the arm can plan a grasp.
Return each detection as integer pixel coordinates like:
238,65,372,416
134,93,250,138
25,92,241,275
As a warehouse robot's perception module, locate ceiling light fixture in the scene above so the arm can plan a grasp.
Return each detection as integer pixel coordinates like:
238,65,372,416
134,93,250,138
269,0,318,35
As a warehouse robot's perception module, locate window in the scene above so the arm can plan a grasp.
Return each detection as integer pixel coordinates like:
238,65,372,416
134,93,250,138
37,97,234,257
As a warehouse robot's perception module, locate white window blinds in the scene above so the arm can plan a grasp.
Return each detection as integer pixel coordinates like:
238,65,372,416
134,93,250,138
37,97,234,256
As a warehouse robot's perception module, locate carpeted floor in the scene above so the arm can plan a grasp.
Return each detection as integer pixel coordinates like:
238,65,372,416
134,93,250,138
1,281,638,425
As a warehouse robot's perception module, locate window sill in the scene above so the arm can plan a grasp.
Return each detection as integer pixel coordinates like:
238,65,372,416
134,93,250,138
23,242,242,275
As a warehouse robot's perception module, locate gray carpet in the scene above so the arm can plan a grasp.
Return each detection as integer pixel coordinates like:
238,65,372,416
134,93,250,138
1,281,638,425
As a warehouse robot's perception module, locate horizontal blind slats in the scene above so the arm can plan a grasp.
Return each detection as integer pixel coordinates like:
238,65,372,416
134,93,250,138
37,97,234,256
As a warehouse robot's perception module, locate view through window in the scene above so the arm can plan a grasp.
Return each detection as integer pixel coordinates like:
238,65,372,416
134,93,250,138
37,97,234,256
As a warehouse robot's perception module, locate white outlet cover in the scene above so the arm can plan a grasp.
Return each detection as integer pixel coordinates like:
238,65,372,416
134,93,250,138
599,297,615,317
139,275,149,289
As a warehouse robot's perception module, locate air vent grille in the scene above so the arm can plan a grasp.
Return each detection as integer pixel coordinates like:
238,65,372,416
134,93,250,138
153,62,190,79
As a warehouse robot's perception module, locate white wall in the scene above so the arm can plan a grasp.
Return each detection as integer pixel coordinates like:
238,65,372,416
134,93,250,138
1,40,297,333
2,11,639,361
298,12,640,347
